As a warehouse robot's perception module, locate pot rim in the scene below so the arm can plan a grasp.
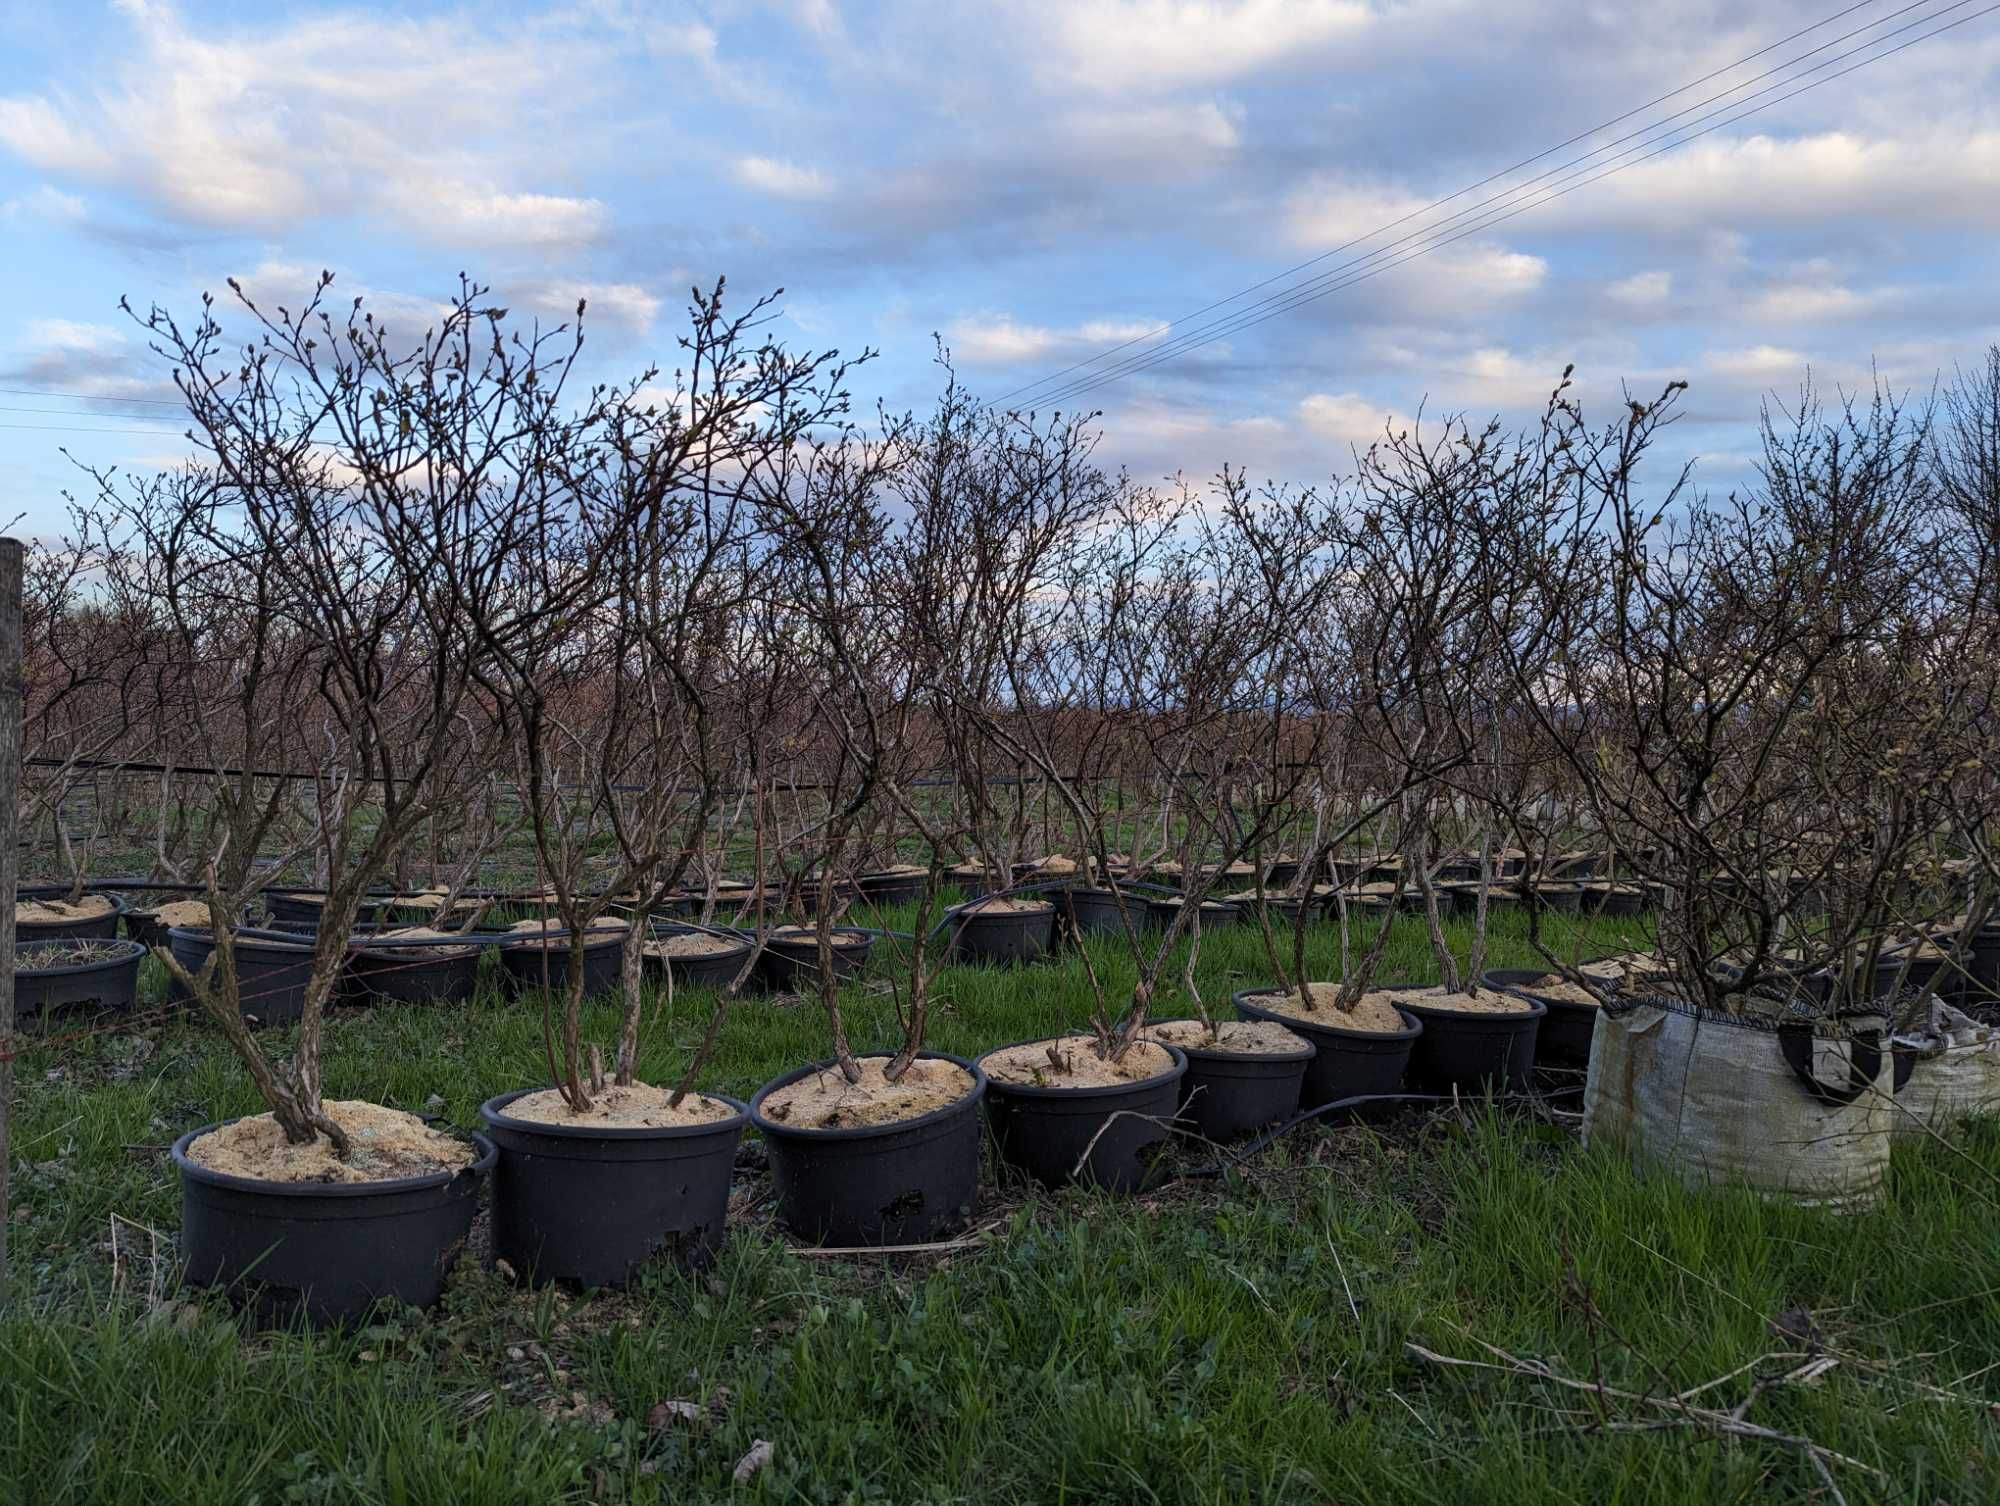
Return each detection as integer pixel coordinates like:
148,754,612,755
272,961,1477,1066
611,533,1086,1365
749,1049,988,1141
1386,983,1548,1022
763,926,875,950
948,899,1057,918
481,1086,750,1142
171,1117,496,1198
1232,986,1424,1042
976,1035,1188,1100
167,923,315,955
14,936,147,976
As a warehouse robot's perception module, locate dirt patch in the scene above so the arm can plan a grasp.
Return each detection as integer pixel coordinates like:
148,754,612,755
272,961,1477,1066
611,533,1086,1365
1022,855,1080,875
980,1036,1175,1088
760,1057,976,1129
1246,982,1409,1033
868,864,928,876
504,1082,736,1129
1144,1017,1307,1055
960,897,1053,915
646,932,744,958
186,1099,474,1184
18,895,115,923
1398,986,1537,1015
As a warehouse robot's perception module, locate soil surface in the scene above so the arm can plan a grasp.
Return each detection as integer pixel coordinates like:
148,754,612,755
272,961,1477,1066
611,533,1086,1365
361,926,477,957
186,1100,474,1184
645,932,744,958
760,1057,976,1129
149,899,215,929
769,925,868,947
1517,973,1607,1006
1246,982,1409,1033
1022,855,1080,875
980,1036,1175,1088
960,897,1053,914
504,1082,736,1129
22,939,128,968
19,895,115,923
1145,1017,1308,1055
508,917,628,949
1397,985,1537,1014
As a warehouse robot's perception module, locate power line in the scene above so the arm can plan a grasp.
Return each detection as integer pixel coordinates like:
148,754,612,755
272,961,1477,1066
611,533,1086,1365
0,422,189,437
0,404,181,426
0,384,181,407
991,0,1907,410
1020,0,1995,410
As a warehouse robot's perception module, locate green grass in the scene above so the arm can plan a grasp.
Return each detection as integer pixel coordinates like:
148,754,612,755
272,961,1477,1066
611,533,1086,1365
6,904,1998,1504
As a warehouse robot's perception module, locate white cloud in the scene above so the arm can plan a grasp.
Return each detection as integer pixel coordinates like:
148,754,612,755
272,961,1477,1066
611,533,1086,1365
1045,0,1374,92
518,279,663,337
947,314,1165,366
1608,270,1672,310
1297,391,1407,449
735,155,835,201
0,1,608,246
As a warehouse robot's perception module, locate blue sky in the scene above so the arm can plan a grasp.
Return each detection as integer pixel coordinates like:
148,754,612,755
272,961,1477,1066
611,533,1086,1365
3,0,1998,534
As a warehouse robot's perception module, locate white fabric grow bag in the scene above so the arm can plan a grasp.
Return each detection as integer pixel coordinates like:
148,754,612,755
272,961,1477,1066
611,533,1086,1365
1582,998,1892,1211
1892,1000,2000,1138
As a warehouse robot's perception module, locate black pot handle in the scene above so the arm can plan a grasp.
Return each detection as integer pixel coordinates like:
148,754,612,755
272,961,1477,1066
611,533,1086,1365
1777,1022,1881,1108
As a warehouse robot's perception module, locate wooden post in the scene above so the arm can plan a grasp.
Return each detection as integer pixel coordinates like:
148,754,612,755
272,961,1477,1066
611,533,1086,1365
0,536,21,1299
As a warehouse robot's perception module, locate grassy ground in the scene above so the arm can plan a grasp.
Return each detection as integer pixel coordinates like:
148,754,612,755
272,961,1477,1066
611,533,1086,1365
6,903,1998,1504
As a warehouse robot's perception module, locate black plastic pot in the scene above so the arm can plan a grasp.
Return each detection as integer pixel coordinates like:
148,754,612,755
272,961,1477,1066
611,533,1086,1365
855,869,928,907
1524,883,1584,916
14,938,145,1021
946,901,1056,966
1393,986,1546,1093
979,1039,1186,1193
644,923,755,989
1478,968,1598,1067
263,890,390,930
942,865,998,900
124,897,197,950
480,1088,747,1287
174,1120,494,1327
1263,859,1303,890
1057,886,1139,941
498,932,625,999
348,937,484,1006
1232,988,1421,1105
761,928,874,989
168,926,316,1026
1145,897,1241,931
1577,883,1646,919
1226,892,1315,929
17,892,127,943
751,1052,986,1245
1160,1029,1314,1140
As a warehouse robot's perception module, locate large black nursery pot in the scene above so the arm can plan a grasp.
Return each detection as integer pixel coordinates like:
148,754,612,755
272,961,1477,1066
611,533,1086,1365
498,930,625,999
168,925,316,1025
17,892,127,943
14,938,145,1022
1163,1028,1314,1140
174,1120,494,1327
480,1089,748,1288
751,1052,987,1246
1232,988,1421,1107
1145,896,1241,932
1392,984,1546,1094
348,934,486,1006
760,927,874,990
1057,886,1140,942
1479,967,1598,1068
644,923,756,990
979,1038,1187,1194
123,895,196,950
946,900,1056,966
854,868,929,907
262,890,392,930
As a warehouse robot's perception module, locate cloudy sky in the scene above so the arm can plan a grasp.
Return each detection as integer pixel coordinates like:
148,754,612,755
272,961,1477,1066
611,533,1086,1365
3,0,1998,532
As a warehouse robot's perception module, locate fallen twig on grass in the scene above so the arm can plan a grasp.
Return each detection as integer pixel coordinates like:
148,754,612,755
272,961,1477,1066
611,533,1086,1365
789,1219,1004,1259
1402,1333,1883,1486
